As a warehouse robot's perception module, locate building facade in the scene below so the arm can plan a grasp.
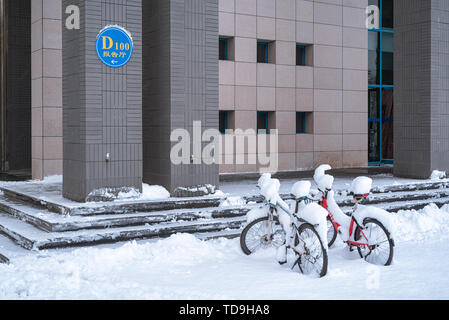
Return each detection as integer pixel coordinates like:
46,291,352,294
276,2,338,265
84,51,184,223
218,0,369,174
0,0,448,201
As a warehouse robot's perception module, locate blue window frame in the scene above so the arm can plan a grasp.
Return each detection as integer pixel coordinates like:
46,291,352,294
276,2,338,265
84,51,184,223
219,111,228,134
296,45,306,66
296,112,307,134
257,112,269,134
257,42,269,63
368,0,394,165
219,38,228,60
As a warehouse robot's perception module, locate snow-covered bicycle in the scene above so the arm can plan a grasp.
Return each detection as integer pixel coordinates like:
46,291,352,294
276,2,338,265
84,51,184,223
314,165,395,266
240,175,329,278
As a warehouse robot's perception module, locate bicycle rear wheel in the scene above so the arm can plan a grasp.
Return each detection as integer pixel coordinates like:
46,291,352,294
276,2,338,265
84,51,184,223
240,216,285,255
355,218,394,266
295,223,328,278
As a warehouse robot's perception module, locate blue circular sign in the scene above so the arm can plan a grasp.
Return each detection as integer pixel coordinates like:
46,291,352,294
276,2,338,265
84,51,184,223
96,26,133,68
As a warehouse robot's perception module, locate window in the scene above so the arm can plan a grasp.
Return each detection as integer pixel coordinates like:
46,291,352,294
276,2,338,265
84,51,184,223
219,111,228,134
382,0,394,30
296,45,306,66
296,112,313,134
368,0,394,165
257,112,269,134
382,33,394,85
368,32,380,85
219,38,228,60
257,42,269,63
296,112,306,134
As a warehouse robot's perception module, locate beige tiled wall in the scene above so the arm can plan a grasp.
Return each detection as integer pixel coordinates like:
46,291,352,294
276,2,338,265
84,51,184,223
31,0,63,179
219,0,368,173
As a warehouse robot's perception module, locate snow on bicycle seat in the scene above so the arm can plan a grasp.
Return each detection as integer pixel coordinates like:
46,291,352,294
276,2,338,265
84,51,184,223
351,176,373,199
260,178,280,203
316,174,334,192
291,181,311,200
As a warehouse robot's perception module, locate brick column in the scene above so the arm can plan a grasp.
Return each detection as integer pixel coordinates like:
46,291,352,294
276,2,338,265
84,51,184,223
143,0,219,196
394,0,449,178
31,0,63,180
62,0,142,201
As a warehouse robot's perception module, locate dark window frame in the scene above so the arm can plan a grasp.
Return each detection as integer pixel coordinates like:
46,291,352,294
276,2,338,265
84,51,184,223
257,111,269,134
219,38,228,61
296,112,307,134
296,45,306,66
257,42,269,64
219,111,228,134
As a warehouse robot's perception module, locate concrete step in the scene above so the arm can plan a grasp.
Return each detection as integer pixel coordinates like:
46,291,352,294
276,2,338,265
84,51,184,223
340,196,449,214
195,229,242,241
0,212,247,250
0,195,253,233
0,185,225,216
0,232,33,263
337,189,449,207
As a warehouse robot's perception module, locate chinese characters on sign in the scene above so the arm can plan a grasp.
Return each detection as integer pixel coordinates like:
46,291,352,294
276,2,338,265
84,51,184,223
96,26,133,68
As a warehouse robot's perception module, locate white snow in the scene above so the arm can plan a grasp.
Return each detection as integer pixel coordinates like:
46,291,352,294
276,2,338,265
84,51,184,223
391,203,449,242
140,184,170,200
246,206,270,224
313,164,331,183
296,202,329,250
353,205,394,236
0,203,448,299
313,165,334,192
258,173,272,189
290,181,311,199
220,196,246,207
259,178,281,204
316,174,334,191
430,170,446,180
351,176,373,195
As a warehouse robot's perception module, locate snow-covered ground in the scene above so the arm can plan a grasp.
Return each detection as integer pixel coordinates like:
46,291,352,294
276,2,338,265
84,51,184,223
1,203,448,300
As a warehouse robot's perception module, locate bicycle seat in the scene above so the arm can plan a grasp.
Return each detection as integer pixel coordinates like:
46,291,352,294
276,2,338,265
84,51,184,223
291,181,311,200
316,174,334,191
351,176,372,196
353,193,369,201
260,178,280,204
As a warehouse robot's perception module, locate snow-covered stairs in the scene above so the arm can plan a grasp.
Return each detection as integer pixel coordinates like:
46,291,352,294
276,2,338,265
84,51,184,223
0,193,253,251
0,180,448,259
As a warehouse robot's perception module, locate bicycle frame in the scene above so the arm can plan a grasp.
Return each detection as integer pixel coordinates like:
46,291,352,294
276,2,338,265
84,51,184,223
266,200,308,256
318,193,374,250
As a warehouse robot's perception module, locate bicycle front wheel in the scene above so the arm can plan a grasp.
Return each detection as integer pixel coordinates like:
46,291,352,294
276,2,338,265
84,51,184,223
295,223,328,278
240,216,285,255
355,218,394,266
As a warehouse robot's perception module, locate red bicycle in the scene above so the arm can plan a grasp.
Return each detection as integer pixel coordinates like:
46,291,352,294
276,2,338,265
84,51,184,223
314,166,395,266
